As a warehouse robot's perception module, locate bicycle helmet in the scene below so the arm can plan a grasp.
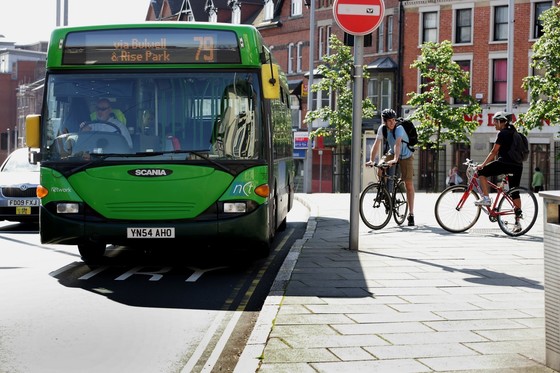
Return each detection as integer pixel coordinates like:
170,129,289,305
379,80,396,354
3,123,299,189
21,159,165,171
381,108,397,120
492,111,510,122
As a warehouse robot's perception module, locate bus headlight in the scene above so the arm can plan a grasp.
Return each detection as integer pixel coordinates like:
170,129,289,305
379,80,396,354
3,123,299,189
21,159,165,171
56,203,80,214
223,202,247,213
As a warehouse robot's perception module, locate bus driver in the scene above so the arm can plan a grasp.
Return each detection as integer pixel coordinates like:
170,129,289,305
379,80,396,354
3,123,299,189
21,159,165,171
80,98,133,148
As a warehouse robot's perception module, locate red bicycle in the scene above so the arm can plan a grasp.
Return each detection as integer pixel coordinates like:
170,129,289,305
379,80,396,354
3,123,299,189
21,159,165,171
434,159,538,237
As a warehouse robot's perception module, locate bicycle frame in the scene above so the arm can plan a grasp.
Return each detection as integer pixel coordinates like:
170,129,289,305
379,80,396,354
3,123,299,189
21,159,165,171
435,158,537,236
459,162,520,216
359,162,409,229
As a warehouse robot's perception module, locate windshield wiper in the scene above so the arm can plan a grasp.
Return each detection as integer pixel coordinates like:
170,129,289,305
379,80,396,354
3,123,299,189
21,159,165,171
68,150,235,175
182,149,235,174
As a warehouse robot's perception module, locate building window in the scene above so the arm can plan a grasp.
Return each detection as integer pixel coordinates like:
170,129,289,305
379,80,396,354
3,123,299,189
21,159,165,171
454,60,471,104
296,42,303,73
455,8,472,44
492,59,507,103
319,26,332,59
311,85,331,127
326,26,332,56
386,15,393,51
422,11,438,43
533,1,552,39
368,79,378,106
493,5,508,41
319,27,326,59
264,0,274,21
368,78,392,111
377,20,384,53
380,79,391,110
288,43,294,74
313,86,331,110
291,0,302,16
420,74,434,94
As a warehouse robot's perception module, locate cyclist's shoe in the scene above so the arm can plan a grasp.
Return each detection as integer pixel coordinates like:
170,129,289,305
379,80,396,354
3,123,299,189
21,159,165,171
474,196,492,206
513,222,523,233
407,214,415,226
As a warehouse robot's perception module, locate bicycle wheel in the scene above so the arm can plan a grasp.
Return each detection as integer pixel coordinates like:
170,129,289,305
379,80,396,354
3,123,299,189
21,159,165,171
435,185,481,233
497,187,538,237
392,180,409,225
359,183,392,230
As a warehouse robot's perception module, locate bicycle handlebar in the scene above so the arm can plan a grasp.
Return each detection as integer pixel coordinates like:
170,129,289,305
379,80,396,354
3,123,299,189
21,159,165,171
372,162,392,169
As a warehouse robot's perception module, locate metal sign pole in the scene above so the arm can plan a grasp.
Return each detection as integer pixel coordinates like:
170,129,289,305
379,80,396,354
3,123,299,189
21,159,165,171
332,0,385,250
349,35,364,251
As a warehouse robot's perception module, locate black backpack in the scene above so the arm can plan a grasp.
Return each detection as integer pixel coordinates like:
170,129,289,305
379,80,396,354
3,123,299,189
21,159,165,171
508,127,529,164
382,117,418,152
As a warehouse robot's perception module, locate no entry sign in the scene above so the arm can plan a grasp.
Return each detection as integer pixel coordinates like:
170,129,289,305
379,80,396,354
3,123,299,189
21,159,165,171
333,0,385,36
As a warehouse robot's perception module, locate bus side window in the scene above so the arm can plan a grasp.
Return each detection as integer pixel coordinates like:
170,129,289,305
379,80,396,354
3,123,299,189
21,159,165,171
211,107,234,156
219,109,255,158
231,111,254,158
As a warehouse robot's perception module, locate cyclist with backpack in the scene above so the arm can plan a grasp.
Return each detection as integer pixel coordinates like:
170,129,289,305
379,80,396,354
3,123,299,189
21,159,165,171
366,108,416,226
475,111,524,232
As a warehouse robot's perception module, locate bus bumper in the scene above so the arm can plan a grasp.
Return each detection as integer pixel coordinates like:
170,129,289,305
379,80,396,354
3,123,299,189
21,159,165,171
39,204,270,248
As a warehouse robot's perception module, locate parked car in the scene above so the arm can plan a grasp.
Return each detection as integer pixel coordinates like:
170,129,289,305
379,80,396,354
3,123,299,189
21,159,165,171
0,148,40,223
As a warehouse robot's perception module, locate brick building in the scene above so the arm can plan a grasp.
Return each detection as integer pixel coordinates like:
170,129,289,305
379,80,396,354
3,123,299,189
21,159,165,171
0,39,46,163
401,0,557,191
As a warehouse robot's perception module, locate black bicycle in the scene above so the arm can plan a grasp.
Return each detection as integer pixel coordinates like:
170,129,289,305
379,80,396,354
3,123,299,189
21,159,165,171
359,162,409,229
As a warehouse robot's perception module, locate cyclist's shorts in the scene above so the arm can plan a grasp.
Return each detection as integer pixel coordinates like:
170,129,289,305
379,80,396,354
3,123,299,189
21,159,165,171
399,156,414,181
384,154,414,181
478,160,522,189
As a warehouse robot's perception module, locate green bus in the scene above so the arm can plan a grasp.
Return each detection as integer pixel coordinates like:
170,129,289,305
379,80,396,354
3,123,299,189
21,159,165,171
26,22,295,263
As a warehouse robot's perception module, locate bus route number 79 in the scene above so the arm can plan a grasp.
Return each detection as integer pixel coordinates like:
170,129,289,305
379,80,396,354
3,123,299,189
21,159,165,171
193,36,214,62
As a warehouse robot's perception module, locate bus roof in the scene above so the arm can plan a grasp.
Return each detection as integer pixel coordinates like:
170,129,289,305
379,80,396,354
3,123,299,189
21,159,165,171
47,22,268,69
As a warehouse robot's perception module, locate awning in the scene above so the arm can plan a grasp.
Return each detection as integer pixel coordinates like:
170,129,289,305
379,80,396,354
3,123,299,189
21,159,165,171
289,79,303,95
366,57,397,71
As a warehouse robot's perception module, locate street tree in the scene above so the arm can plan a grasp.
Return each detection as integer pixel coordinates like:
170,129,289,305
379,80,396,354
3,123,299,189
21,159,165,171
518,3,560,137
305,34,376,192
407,40,481,191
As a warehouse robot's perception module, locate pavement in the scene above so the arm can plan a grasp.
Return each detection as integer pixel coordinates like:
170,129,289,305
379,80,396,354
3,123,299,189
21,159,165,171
235,192,557,373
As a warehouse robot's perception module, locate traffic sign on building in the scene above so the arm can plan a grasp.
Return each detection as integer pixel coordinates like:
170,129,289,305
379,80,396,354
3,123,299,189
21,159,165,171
333,0,385,36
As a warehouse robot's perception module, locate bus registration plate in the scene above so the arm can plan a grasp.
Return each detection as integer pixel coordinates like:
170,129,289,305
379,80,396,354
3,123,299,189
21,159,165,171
127,227,175,238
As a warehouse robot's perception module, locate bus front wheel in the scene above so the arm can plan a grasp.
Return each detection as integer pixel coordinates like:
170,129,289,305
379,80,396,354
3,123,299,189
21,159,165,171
78,243,106,263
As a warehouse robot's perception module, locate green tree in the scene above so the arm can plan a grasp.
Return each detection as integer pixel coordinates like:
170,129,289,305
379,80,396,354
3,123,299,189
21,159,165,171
305,34,376,192
518,4,560,135
407,40,481,191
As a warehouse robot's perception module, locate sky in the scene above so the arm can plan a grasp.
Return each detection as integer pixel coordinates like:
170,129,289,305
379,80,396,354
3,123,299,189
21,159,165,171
0,0,152,44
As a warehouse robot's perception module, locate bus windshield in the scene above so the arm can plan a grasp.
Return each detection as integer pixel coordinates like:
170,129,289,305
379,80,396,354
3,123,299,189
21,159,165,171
42,71,263,161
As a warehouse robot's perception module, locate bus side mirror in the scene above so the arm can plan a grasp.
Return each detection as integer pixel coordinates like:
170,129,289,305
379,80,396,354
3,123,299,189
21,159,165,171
261,64,280,100
26,114,41,148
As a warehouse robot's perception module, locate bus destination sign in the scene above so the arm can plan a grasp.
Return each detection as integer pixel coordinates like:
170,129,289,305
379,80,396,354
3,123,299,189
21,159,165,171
62,28,242,65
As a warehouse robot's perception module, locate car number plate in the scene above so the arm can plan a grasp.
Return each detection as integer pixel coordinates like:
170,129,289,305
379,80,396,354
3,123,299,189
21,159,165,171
127,227,175,238
16,207,32,215
8,199,39,206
